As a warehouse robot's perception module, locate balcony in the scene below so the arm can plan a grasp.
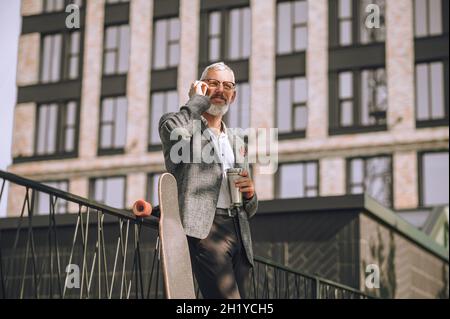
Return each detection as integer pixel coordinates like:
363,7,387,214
0,170,372,299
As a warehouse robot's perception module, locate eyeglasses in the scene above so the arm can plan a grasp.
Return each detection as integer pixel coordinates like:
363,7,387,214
203,79,236,91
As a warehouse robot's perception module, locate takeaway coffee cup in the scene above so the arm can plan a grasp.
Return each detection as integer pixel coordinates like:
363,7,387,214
226,168,243,207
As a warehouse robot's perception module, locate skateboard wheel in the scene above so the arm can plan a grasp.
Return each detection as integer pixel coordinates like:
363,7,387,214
132,199,152,217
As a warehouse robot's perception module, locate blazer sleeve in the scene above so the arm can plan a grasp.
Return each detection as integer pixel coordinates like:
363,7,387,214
159,94,211,148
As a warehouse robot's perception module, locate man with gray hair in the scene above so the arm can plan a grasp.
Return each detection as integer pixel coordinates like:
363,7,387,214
159,62,258,298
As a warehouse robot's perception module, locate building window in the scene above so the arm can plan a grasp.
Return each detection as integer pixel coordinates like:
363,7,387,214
414,0,443,38
35,181,69,215
420,151,449,207
336,68,387,129
99,96,128,152
277,76,308,134
225,82,250,129
277,0,308,54
348,155,392,207
206,7,251,62
35,101,78,156
147,173,162,206
415,61,447,122
43,0,83,13
106,0,129,3
335,0,385,47
149,90,179,146
40,31,81,83
103,24,130,75
153,17,180,70
90,176,126,209
277,162,318,199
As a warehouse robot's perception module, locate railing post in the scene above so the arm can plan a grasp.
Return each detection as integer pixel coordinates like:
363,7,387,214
314,277,321,299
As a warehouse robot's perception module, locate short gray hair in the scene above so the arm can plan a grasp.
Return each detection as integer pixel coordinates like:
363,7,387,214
200,62,235,83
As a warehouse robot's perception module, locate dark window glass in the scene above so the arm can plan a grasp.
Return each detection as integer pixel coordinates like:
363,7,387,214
103,25,130,75
277,0,308,54
105,0,129,3
99,96,128,150
207,7,251,62
421,152,449,206
278,162,318,198
153,17,180,70
415,61,446,121
337,68,387,128
90,176,126,209
226,82,250,129
277,76,308,134
336,0,385,46
43,0,83,12
40,31,81,83
36,101,79,156
414,0,443,37
147,173,162,206
149,90,179,145
35,181,69,215
348,155,392,207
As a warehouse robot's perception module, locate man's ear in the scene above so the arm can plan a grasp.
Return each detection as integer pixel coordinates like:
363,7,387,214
230,90,237,104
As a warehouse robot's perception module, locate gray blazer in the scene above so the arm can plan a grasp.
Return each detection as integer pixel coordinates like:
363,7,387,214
159,95,258,265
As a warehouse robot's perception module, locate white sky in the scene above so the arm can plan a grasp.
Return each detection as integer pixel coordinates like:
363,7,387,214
0,1,21,217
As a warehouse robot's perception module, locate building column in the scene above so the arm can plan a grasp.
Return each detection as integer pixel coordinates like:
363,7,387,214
178,0,200,105
11,103,36,159
79,0,105,158
126,0,153,155
393,151,419,210
16,33,40,86
21,0,42,16
68,177,89,213
250,0,276,200
320,157,346,196
126,173,147,209
306,0,328,140
386,0,415,131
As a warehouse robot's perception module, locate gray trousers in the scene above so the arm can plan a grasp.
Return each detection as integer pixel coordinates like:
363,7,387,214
187,214,252,299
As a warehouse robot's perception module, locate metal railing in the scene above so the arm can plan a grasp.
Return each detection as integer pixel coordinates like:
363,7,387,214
0,170,373,299
250,256,372,299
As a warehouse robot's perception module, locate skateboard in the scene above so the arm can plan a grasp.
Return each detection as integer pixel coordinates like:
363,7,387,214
132,173,195,299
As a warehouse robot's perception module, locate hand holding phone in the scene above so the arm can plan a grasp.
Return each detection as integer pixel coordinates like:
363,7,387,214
189,80,209,98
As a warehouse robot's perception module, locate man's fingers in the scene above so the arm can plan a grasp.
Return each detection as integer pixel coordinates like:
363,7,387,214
239,170,248,177
239,187,253,193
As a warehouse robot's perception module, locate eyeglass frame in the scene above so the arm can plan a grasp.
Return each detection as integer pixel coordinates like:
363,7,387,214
203,78,236,91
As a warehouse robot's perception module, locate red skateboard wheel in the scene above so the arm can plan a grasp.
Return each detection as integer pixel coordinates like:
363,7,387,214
132,199,152,217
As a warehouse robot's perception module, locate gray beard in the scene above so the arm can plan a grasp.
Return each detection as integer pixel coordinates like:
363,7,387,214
205,103,229,117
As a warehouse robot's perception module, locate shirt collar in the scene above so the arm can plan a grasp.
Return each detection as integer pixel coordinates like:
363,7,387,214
200,115,228,137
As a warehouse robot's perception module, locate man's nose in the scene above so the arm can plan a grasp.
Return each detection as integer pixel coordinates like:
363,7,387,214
214,83,224,93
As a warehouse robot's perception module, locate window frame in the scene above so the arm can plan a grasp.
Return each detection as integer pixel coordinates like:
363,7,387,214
148,89,179,151
89,175,127,209
346,154,393,208
275,160,320,199
98,95,128,155
39,30,84,84
34,180,69,215
418,149,449,208
152,16,181,71
276,0,309,56
414,59,450,128
102,23,131,76
329,67,388,135
33,100,80,159
329,0,386,49
275,75,308,139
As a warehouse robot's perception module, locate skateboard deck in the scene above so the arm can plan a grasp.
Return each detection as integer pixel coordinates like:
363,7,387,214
157,173,196,299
